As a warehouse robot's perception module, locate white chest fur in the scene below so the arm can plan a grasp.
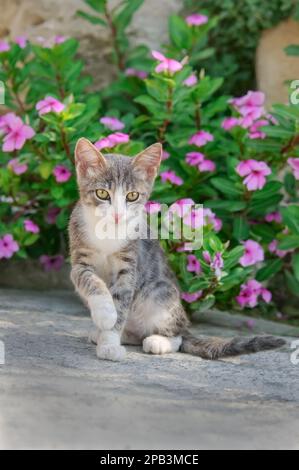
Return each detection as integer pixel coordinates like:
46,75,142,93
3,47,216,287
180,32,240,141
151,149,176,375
82,205,127,283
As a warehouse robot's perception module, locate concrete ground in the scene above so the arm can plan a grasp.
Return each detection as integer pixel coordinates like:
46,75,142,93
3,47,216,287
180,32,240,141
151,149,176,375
0,288,298,450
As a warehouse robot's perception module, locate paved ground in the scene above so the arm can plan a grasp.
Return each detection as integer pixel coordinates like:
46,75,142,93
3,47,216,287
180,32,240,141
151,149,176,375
0,289,298,450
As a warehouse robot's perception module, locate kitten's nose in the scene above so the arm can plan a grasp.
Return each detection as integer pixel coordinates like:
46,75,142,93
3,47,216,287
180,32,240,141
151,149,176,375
114,213,121,224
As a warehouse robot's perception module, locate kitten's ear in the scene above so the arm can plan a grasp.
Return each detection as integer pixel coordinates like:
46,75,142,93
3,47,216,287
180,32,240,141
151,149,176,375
132,143,162,180
75,138,106,177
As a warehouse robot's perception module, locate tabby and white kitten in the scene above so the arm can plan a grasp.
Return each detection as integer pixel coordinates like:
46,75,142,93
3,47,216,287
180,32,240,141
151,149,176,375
69,138,285,361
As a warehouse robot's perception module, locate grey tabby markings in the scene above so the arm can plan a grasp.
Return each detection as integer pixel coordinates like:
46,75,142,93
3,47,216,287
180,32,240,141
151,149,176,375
69,138,285,361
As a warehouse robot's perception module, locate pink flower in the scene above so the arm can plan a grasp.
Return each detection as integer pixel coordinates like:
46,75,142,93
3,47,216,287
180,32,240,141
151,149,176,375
0,40,10,52
45,207,61,224
36,96,65,115
211,252,224,279
189,130,214,147
151,50,183,74
288,158,299,180
236,159,271,191
183,74,198,87
187,254,201,275
230,91,265,128
24,219,40,234
162,150,170,160
0,113,19,135
160,170,183,186
186,14,208,26
0,234,19,259
265,212,282,224
186,152,205,166
100,116,125,131
40,254,64,272
170,198,195,217
248,119,268,139
7,158,28,175
125,68,148,79
144,201,161,214
94,132,130,150
236,279,271,308
198,159,216,172
181,291,202,303
231,91,265,108
53,165,71,183
268,240,290,258
203,208,222,232
2,115,35,152
183,207,203,229
54,35,66,44
240,240,264,267
221,117,240,131
15,36,27,48
203,251,212,264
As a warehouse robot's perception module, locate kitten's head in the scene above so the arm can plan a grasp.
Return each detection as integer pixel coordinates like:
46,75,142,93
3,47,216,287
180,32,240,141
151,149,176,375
74,138,162,230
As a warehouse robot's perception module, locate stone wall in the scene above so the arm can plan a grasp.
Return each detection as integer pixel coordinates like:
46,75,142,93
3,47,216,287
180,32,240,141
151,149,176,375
256,19,299,106
0,0,181,88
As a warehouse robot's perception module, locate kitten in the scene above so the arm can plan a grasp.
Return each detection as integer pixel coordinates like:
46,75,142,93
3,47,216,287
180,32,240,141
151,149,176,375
69,138,285,361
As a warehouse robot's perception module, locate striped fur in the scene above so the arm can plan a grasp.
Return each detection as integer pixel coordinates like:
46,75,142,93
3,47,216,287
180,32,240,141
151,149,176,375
69,138,286,361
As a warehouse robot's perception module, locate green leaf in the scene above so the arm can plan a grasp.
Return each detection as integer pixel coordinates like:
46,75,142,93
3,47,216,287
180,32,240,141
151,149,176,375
233,216,249,241
219,267,247,291
284,172,297,197
210,177,243,197
292,253,299,282
272,103,299,121
56,209,69,230
169,15,192,50
38,162,53,180
251,181,282,201
285,270,299,298
278,235,299,250
256,259,283,282
285,45,299,56
23,234,39,247
206,200,247,212
189,278,210,292
84,0,106,13
114,0,144,31
250,224,277,243
193,295,216,312
76,10,106,25
194,76,223,102
281,205,299,235
223,246,244,270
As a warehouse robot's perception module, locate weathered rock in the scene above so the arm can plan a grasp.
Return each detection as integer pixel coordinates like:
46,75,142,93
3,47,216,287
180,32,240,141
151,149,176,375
0,288,298,449
0,0,182,88
256,19,299,106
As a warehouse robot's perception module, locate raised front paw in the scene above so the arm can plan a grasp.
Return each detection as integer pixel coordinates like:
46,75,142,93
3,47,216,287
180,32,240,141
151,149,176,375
96,343,126,362
88,295,117,331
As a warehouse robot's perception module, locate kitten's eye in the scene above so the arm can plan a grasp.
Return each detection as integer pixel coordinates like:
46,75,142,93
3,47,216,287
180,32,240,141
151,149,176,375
95,189,110,200
126,191,139,202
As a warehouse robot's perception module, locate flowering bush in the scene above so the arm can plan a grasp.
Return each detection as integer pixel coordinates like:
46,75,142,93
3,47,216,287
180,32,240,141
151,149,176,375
0,0,298,322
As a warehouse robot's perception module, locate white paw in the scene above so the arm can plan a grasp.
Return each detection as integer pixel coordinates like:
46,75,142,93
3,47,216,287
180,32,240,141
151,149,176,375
88,328,99,344
88,295,117,331
96,343,126,362
143,335,178,355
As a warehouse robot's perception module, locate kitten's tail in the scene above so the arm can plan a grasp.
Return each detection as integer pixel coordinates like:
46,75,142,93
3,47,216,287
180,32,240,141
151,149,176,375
180,331,286,359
